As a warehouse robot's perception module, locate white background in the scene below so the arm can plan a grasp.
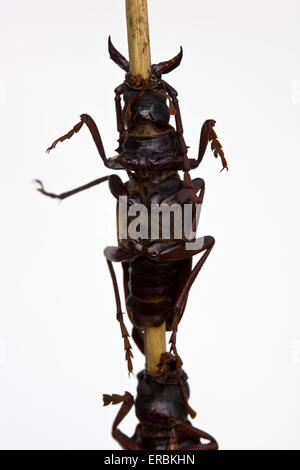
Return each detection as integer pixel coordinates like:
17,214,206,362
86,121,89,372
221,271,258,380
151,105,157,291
0,0,300,450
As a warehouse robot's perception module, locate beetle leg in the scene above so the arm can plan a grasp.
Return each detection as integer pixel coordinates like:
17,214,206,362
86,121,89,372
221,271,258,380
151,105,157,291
162,80,188,158
169,316,179,356
46,118,84,153
160,178,205,236
155,236,215,354
34,175,111,200
173,236,215,314
46,114,108,166
162,80,211,203
176,421,218,450
190,119,228,172
102,391,140,450
35,173,127,202
161,85,228,173
108,174,129,199
156,235,214,262
189,119,216,169
104,245,141,263
209,125,228,172
114,84,125,137
106,260,134,375
161,177,205,206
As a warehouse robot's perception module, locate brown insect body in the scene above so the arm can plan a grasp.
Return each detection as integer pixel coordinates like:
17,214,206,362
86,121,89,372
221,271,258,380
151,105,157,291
103,353,218,450
123,253,191,330
36,37,227,450
120,168,192,331
36,37,227,363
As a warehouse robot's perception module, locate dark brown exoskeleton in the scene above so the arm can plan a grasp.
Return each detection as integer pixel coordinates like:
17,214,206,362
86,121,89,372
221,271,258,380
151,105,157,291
36,37,227,450
103,353,218,450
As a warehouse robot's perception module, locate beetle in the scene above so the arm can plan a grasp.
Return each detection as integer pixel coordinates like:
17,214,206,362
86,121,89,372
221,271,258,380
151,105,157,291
36,37,228,374
103,352,218,450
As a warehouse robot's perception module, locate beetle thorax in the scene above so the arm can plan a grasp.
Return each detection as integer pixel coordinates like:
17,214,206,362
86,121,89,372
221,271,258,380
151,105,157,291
123,83,170,131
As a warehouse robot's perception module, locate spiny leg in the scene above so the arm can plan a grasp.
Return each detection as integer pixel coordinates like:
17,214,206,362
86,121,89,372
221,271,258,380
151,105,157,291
103,392,139,450
106,260,133,374
46,114,108,166
35,175,111,200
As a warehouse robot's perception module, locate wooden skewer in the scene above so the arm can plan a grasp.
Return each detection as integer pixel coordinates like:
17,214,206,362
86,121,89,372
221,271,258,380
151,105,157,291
125,0,151,79
125,0,166,375
144,325,167,374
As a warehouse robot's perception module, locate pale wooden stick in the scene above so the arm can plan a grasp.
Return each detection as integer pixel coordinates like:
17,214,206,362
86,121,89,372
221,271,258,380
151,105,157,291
144,323,167,375
125,0,151,79
125,0,166,374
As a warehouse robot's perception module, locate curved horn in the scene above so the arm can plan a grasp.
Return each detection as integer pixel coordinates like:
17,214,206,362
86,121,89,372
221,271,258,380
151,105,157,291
152,47,183,75
108,36,129,72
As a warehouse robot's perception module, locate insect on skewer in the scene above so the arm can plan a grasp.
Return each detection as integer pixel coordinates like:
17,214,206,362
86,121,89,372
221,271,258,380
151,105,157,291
36,0,227,450
125,0,167,377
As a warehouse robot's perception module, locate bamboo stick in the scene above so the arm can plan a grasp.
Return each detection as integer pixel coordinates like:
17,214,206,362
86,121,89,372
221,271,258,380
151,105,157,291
125,0,166,375
125,0,151,79
144,324,167,374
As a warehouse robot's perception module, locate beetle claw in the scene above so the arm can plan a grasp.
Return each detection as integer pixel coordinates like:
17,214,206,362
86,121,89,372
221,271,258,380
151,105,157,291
33,179,44,190
34,179,58,199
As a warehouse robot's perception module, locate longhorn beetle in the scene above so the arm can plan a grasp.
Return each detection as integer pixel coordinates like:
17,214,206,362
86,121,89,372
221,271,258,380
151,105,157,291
36,37,228,374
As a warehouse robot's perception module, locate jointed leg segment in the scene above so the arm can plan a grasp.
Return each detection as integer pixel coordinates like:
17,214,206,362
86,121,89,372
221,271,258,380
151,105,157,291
103,392,139,450
35,175,111,200
158,236,215,355
46,114,108,166
114,84,125,137
106,260,133,374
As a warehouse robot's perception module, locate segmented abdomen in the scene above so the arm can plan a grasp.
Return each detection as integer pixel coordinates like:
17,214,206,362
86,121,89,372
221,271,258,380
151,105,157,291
125,257,179,329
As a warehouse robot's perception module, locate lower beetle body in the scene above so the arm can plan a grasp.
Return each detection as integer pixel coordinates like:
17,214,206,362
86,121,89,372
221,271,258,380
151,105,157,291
103,354,218,450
